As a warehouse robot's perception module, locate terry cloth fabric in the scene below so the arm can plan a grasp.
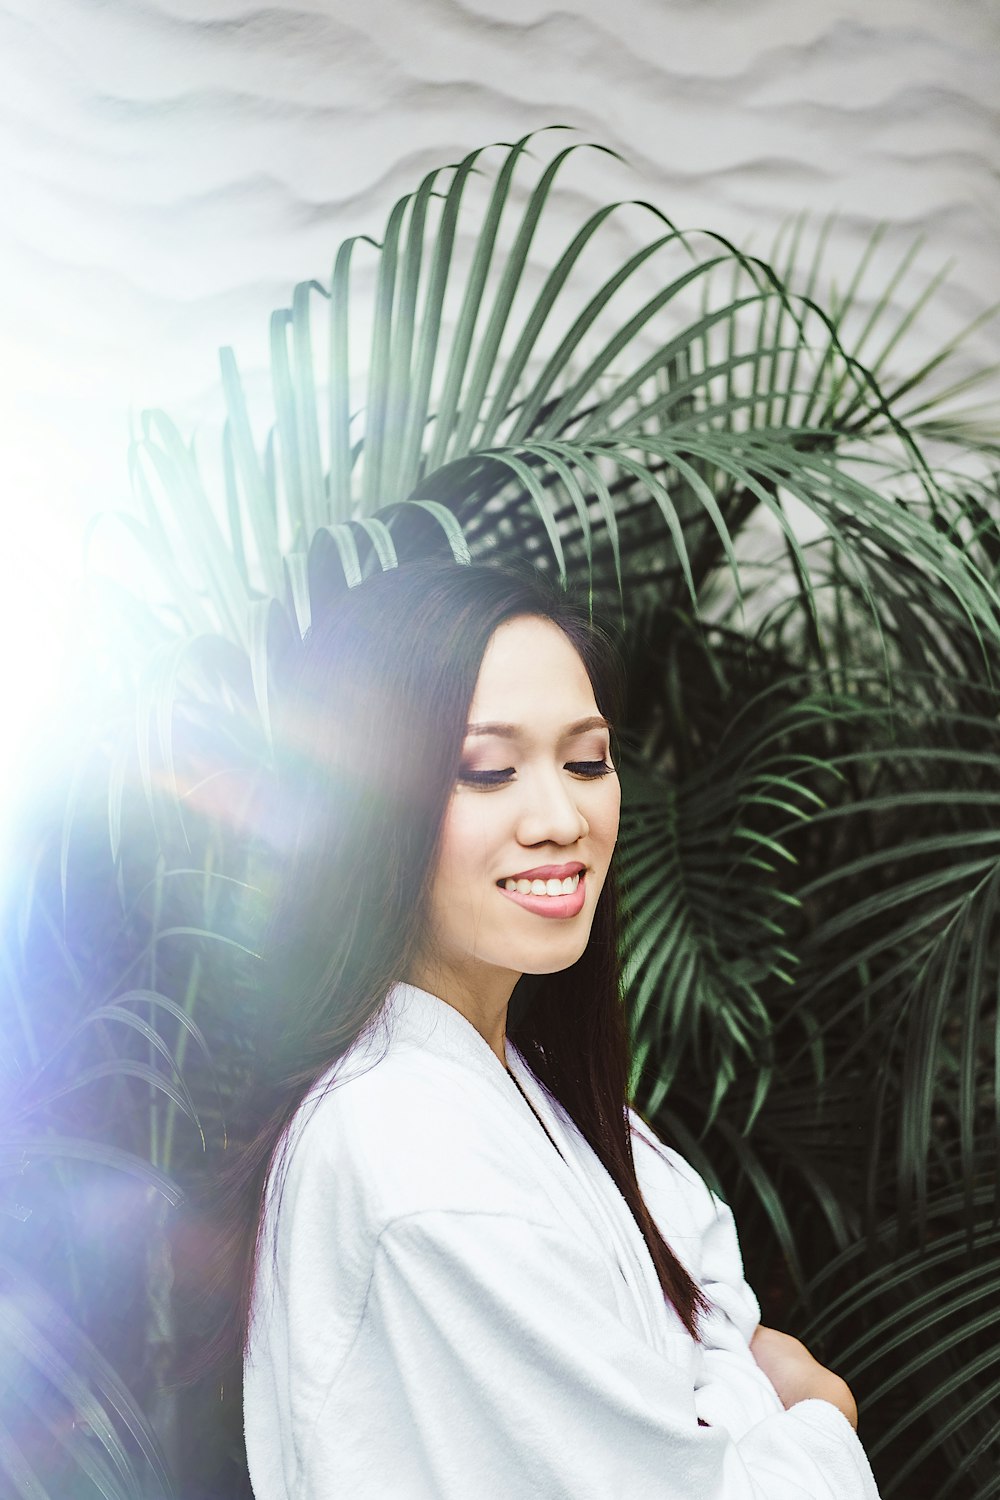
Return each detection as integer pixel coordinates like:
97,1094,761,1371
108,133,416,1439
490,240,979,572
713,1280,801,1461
244,981,881,1499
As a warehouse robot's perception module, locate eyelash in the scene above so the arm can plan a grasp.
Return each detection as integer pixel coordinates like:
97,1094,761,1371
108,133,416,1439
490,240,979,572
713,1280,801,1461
458,760,614,788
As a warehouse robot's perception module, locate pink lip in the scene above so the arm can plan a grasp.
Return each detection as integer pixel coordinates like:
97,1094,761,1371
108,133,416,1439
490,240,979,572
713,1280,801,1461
501,861,586,882
498,873,587,919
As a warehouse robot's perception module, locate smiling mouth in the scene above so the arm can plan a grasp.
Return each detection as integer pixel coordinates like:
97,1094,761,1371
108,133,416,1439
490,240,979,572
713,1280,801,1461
496,872,582,897
496,872,587,918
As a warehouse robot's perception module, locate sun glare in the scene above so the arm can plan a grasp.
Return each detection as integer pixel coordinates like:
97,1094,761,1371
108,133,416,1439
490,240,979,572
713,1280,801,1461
0,480,84,913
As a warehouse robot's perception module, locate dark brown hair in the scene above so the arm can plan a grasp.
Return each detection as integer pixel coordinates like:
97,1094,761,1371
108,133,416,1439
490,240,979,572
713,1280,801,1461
202,555,705,1372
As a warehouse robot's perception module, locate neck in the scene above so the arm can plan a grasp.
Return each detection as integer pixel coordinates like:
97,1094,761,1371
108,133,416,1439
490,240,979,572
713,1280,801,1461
403,960,518,1068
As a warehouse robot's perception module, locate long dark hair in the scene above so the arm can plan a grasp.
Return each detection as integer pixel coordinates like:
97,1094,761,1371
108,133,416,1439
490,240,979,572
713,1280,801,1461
202,555,705,1371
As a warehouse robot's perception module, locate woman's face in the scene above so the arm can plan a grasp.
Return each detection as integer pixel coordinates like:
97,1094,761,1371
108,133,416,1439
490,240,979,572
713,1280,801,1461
414,614,621,1013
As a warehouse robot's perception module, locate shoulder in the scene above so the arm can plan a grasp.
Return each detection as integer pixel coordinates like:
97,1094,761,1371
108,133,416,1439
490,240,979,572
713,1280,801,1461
628,1108,739,1263
628,1107,761,1334
276,1039,545,1241
629,1108,718,1212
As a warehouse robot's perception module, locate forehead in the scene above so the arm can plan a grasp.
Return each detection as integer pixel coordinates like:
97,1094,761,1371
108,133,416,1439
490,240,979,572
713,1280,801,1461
468,615,599,721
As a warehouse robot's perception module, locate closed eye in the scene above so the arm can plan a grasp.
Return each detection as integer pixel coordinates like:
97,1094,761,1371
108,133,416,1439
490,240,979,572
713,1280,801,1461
458,767,515,787
567,760,614,778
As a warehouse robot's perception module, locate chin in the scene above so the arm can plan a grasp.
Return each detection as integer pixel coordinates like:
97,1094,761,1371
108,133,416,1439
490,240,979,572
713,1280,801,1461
516,941,590,976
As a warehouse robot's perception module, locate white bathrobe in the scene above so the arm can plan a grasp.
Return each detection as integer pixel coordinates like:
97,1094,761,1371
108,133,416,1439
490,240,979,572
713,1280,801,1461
244,981,881,1499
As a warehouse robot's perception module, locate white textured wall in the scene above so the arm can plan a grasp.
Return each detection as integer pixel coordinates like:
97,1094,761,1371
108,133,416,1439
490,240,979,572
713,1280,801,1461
1,0,998,852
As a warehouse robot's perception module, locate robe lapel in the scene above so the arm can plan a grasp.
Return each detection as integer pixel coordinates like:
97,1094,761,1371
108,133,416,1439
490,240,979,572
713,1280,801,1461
380,983,676,1357
505,1040,680,1357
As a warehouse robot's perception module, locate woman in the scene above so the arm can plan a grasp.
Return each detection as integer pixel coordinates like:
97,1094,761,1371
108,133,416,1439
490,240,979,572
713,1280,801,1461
231,556,880,1498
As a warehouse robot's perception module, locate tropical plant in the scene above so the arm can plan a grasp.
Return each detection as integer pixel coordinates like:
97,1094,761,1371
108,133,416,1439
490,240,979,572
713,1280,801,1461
2,128,999,1498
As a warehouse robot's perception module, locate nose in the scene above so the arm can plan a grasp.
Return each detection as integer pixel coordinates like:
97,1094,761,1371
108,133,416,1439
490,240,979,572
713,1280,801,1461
515,765,590,849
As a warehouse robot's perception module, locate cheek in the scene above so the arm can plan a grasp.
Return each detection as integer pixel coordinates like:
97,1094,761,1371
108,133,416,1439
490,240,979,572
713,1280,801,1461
433,800,496,895
595,779,622,847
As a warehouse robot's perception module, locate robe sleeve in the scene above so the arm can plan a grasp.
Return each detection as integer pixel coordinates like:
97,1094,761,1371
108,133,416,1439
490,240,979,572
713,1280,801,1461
629,1112,879,1483
629,1112,795,1437
308,1205,881,1500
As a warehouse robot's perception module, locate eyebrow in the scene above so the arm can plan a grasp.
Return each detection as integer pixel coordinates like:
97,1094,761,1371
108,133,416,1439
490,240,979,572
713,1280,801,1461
465,715,612,740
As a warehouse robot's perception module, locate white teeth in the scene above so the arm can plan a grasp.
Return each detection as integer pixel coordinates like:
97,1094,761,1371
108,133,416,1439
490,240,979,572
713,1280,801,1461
502,873,582,897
